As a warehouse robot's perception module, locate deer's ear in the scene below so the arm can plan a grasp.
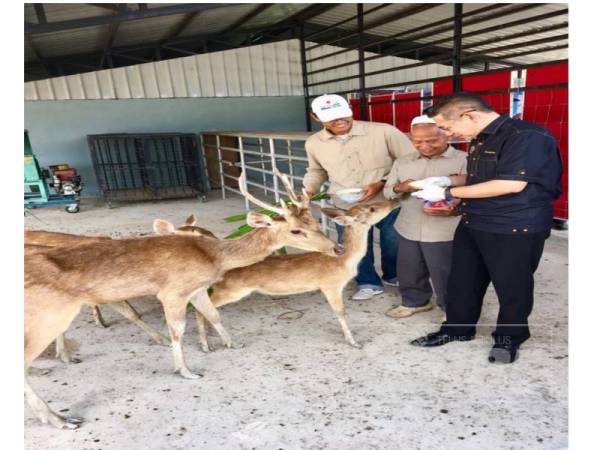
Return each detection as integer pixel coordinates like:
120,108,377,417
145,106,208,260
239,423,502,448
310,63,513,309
320,207,345,219
185,214,197,226
153,219,176,235
246,211,274,228
331,215,355,226
321,207,354,226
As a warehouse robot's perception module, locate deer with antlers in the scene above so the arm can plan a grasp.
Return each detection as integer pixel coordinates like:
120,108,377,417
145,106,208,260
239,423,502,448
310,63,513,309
186,199,400,350
24,171,343,429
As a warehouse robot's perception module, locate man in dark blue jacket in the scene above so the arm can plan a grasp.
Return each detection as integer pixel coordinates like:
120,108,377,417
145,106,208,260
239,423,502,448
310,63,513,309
410,92,563,364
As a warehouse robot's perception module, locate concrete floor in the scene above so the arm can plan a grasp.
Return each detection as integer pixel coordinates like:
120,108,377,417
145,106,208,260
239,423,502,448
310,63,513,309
24,192,568,450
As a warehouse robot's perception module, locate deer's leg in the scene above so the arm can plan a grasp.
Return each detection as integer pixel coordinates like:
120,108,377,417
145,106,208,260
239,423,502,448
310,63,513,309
109,301,170,346
159,294,200,380
195,285,253,351
190,290,243,349
322,288,361,349
55,333,81,364
194,310,211,353
92,305,109,328
25,301,84,429
25,370,83,429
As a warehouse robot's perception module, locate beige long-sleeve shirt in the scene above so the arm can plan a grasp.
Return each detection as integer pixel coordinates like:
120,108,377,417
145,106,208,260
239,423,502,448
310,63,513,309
383,146,468,242
302,120,417,209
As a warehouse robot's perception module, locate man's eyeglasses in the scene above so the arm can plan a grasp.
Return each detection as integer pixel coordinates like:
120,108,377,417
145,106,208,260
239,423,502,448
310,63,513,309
437,109,476,131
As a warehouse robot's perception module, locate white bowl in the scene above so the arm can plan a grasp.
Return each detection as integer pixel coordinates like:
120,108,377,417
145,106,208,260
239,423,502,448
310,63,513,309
335,188,364,203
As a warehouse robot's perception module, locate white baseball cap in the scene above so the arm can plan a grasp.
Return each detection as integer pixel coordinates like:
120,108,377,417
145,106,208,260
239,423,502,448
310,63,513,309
311,94,353,122
411,115,437,127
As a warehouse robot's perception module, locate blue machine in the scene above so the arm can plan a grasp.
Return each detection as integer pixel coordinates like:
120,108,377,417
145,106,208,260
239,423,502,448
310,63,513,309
24,131,81,213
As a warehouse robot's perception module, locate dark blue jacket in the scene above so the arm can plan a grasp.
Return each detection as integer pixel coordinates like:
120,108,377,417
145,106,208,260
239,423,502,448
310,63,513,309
460,114,563,234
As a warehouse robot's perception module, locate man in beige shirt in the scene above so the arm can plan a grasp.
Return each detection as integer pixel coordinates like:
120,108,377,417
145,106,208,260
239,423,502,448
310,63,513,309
303,94,417,300
383,115,467,318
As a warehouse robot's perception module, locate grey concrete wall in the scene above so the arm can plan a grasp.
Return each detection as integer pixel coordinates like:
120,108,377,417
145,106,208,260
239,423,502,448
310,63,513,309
25,97,306,197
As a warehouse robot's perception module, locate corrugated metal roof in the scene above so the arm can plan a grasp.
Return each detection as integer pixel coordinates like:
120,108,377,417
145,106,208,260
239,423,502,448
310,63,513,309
32,26,109,59
24,3,568,69
240,3,313,29
178,4,261,37
24,3,113,23
113,14,189,47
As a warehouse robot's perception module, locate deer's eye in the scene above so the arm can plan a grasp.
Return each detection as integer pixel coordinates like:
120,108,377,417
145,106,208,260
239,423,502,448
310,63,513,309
291,230,302,234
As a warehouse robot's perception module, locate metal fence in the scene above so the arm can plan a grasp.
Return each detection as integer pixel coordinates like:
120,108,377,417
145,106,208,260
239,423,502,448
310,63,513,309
202,131,338,236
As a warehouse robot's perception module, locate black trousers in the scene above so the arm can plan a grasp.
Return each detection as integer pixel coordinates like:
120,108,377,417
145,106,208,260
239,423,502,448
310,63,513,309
441,221,549,346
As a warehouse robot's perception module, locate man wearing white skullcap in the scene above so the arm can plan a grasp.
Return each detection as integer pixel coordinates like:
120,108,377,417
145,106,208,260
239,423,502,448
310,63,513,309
383,115,467,319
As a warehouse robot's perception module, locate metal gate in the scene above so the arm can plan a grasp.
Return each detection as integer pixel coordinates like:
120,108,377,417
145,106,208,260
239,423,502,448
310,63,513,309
88,133,209,204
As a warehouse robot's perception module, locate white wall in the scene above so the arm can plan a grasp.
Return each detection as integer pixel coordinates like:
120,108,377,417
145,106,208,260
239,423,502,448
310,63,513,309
25,39,454,101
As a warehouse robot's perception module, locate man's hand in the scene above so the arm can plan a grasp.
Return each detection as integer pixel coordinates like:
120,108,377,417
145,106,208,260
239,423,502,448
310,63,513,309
393,179,419,194
358,180,385,203
423,203,459,216
302,191,314,201
411,186,446,202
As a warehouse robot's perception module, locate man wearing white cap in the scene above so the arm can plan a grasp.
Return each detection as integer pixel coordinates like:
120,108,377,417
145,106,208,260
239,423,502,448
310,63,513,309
303,94,417,301
383,115,467,318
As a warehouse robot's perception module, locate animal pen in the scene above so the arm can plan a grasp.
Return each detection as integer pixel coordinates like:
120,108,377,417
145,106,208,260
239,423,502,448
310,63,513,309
202,131,336,236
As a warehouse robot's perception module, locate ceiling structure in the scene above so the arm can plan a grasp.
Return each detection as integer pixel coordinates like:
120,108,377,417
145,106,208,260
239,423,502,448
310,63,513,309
24,3,568,82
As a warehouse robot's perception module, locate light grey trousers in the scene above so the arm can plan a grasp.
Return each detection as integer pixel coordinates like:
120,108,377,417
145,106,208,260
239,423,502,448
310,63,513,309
396,234,453,311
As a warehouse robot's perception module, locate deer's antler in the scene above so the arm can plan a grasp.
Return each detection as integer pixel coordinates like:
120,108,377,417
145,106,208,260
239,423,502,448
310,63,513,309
273,168,303,209
238,171,288,216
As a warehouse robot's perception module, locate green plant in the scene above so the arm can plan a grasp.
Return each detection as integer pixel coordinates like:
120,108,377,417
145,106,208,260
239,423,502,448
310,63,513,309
223,192,330,239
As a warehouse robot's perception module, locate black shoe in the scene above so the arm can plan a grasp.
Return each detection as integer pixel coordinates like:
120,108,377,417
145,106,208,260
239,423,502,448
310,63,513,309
488,344,519,363
410,330,475,347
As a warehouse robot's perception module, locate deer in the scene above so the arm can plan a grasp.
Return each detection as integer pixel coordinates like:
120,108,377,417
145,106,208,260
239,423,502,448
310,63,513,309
187,199,401,350
153,169,325,353
25,215,216,363
24,171,344,429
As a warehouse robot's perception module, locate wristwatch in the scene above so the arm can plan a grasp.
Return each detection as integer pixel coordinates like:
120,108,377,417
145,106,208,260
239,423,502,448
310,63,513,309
444,187,454,201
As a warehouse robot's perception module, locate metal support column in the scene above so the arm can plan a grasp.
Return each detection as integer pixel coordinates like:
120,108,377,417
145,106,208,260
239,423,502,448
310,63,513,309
286,140,294,191
268,138,280,203
237,136,250,210
258,138,268,195
357,3,368,120
300,25,312,131
452,3,463,92
216,135,226,199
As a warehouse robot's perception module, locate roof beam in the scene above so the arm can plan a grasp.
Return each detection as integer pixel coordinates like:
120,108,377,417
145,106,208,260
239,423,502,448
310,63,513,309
277,4,339,26
87,4,123,12
101,4,128,67
163,11,203,41
33,4,47,24
221,3,273,33
25,3,242,34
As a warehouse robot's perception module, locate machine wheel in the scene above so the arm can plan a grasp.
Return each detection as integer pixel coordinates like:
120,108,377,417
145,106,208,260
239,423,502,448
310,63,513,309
66,204,80,213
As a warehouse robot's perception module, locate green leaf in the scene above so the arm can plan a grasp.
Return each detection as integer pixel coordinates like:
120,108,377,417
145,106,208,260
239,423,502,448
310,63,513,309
223,213,248,223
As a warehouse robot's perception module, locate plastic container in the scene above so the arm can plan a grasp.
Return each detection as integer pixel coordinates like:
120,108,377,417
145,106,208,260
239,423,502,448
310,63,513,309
335,188,364,203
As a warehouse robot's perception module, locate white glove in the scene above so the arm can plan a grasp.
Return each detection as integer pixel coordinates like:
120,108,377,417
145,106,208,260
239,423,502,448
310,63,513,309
409,176,452,189
411,186,446,202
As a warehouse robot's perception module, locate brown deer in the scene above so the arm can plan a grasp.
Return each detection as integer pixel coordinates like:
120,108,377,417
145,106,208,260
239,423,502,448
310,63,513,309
193,200,401,350
25,214,215,362
24,171,343,429
153,169,326,352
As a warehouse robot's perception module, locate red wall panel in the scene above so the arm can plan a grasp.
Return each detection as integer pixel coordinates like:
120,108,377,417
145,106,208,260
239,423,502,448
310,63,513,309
523,63,568,220
369,95,394,125
393,92,423,132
